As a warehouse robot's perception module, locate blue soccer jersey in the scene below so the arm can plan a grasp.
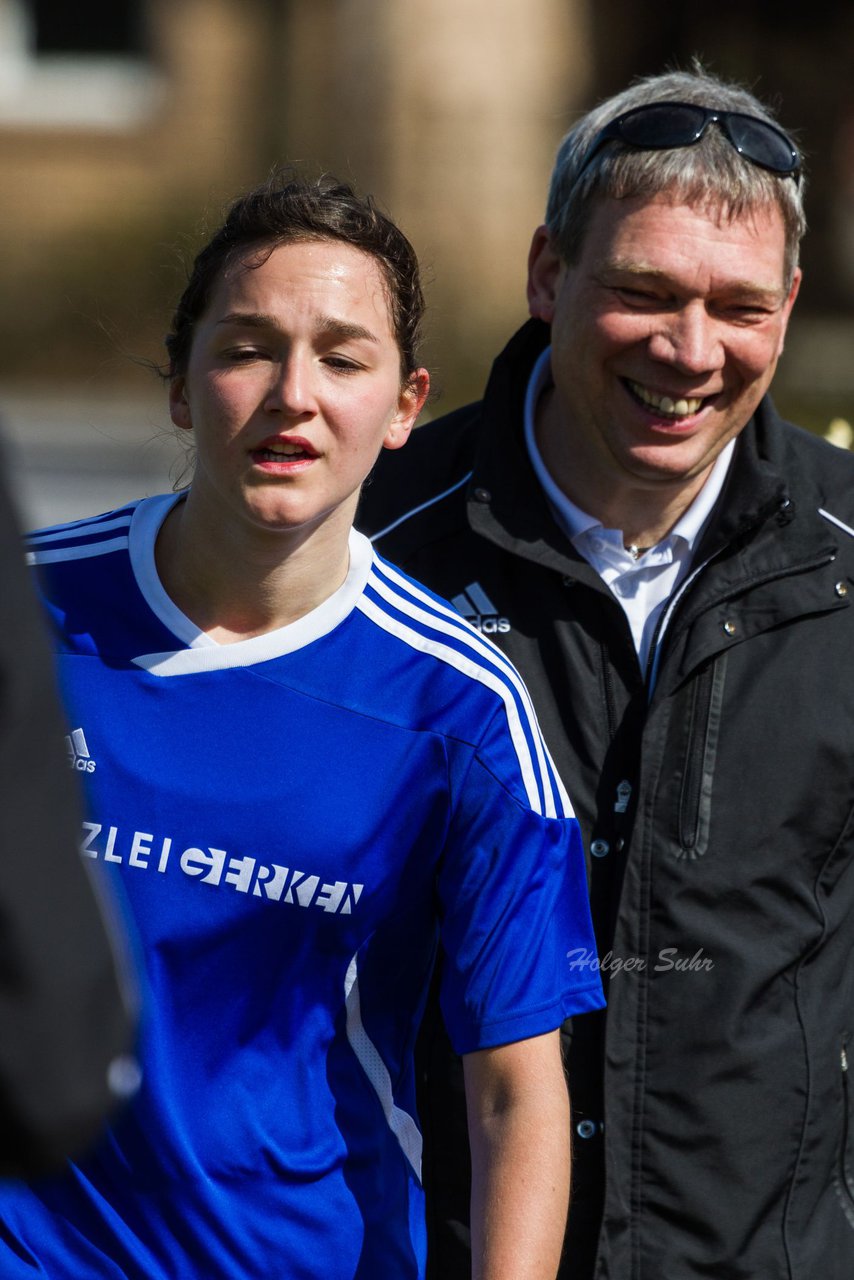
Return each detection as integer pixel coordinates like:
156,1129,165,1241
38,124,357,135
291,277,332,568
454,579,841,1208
0,493,604,1279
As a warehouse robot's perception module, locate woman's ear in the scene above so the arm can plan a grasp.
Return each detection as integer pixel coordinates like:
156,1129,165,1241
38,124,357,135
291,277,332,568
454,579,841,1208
169,377,193,431
383,368,430,451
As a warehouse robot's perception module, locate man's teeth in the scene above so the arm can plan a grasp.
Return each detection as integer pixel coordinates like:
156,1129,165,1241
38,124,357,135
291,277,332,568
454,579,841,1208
630,382,703,418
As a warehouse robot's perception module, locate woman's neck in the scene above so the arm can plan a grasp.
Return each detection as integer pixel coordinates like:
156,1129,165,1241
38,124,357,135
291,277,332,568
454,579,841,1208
154,494,353,643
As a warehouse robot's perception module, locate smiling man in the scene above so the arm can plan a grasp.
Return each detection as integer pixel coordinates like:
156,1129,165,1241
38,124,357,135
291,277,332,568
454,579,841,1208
359,66,854,1280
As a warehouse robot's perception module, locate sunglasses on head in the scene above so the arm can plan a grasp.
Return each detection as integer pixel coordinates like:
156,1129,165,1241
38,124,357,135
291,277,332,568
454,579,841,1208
575,101,802,185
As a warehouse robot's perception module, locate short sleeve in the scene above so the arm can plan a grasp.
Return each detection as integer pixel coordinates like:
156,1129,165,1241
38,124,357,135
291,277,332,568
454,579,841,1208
436,727,604,1056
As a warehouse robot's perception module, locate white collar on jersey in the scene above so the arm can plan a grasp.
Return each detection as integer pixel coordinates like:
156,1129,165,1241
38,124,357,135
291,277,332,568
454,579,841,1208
129,492,374,676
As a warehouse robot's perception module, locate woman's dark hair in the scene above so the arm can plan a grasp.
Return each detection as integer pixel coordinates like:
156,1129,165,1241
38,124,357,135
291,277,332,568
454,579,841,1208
165,172,425,379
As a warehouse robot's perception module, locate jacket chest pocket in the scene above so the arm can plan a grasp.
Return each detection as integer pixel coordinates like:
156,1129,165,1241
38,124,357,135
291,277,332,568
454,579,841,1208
675,653,728,859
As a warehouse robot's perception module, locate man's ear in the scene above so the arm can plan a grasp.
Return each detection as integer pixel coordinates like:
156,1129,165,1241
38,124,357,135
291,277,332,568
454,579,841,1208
526,225,564,324
169,377,193,431
776,267,802,357
383,368,430,451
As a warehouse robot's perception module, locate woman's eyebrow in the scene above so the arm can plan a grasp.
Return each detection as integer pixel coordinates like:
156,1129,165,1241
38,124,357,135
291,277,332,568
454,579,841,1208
316,316,380,344
215,311,380,344
216,310,278,329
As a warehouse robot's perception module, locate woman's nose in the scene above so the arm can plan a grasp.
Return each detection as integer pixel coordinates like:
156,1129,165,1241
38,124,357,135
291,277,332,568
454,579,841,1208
264,356,317,415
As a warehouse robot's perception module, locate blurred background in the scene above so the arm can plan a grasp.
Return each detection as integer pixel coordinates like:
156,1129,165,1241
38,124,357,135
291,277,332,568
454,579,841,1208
2,0,854,526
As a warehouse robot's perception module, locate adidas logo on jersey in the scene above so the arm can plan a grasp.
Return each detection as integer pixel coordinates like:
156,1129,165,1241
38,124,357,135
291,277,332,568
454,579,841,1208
66,727,96,773
451,583,510,635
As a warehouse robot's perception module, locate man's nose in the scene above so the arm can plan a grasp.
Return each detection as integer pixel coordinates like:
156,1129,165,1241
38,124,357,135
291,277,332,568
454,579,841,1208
647,305,724,376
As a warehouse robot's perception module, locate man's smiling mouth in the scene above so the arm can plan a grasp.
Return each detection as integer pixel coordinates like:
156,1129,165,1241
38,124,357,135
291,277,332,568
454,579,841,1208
627,380,707,419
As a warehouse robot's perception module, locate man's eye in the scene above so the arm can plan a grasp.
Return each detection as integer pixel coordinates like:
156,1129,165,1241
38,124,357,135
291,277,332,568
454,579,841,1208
722,304,772,322
616,288,664,307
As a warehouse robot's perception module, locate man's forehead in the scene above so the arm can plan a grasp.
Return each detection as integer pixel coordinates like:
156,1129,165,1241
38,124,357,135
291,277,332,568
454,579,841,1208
589,186,787,230
581,191,789,277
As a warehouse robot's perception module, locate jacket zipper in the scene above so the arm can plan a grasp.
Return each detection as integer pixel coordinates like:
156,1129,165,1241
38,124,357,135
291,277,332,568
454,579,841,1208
678,664,713,853
674,654,728,858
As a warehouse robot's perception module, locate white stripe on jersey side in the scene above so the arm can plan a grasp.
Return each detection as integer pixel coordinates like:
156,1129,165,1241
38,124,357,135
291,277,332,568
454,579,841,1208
27,513,134,545
27,536,130,566
368,470,473,543
361,578,563,819
369,557,572,817
344,955,422,1181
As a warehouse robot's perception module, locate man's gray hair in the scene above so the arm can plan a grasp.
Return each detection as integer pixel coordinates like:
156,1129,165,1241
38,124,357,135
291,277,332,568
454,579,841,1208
545,66,806,289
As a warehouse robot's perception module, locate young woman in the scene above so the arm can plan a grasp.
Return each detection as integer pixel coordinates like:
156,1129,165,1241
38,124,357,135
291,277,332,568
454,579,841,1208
1,176,603,1279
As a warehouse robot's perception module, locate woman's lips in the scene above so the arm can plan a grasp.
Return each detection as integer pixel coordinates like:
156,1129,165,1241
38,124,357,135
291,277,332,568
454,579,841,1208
250,436,319,466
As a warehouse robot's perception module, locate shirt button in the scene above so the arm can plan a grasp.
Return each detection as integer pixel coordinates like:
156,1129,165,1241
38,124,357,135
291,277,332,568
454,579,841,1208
723,620,737,636
576,1119,598,1139
835,581,849,598
473,487,491,503
590,839,610,858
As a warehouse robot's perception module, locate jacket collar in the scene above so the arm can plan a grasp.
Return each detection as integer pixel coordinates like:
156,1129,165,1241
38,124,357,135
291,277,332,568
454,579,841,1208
467,320,605,585
694,399,789,563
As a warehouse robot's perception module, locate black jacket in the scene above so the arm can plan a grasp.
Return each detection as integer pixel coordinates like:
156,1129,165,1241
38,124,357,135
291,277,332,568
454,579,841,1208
358,319,854,1279
0,453,137,1177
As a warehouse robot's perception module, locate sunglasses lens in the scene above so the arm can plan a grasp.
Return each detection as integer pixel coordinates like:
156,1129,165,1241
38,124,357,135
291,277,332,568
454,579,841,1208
725,113,798,174
580,102,800,185
617,103,706,149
